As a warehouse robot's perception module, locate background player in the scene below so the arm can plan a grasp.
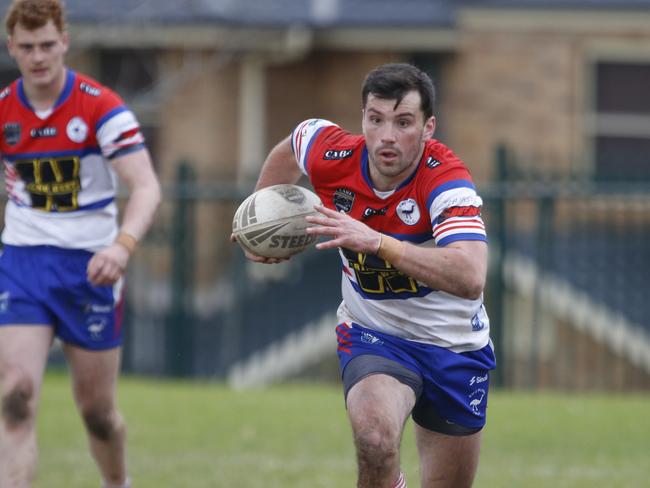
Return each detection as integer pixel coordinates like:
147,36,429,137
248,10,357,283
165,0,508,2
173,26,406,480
235,63,495,487
0,1,161,487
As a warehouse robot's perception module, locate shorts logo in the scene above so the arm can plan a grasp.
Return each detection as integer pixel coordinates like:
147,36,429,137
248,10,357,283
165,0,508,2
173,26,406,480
3,122,21,146
360,331,383,346
469,373,488,386
87,316,108,341
0,291,10,312
469,388,486,415
333,188,355,213
396,198,420,225
67,116,88,143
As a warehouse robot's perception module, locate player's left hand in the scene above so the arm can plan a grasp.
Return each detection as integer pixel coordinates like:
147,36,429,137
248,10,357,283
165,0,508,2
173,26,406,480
87,243,130,286
306,204,381,254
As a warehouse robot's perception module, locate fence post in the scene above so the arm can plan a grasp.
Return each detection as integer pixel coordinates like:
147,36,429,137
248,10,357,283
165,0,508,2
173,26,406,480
488,143,508,387
165,161,196,376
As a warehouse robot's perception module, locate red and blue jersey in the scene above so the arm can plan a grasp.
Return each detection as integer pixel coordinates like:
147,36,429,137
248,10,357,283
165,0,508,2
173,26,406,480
0,69,146,251
292,119,490,352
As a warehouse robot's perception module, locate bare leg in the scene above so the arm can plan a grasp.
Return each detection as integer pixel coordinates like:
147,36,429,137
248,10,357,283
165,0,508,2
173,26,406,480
346,374,415,488
64,344,127,486
415,423,482,488
0,326,53,488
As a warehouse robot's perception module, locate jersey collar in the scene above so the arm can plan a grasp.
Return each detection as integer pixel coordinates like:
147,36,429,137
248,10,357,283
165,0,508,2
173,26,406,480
361,144,422,193
18,68,76,114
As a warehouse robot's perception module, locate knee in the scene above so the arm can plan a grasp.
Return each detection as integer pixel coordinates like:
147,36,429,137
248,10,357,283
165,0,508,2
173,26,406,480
80,404,124,442
1,374,36,429
353,421,400,466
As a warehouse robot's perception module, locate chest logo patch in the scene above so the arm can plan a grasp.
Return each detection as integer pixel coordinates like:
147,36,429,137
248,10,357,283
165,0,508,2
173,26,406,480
3,122,21,146
67,116,88,143
333,188,355,213
396,198,420,226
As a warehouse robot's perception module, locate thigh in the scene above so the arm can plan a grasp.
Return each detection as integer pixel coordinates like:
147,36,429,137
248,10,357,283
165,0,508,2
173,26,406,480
0,326,53,396
64,344,122,406
415,423,482,488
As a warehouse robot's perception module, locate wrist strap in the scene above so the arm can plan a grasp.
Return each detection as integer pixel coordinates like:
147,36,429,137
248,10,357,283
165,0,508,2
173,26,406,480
115,231,138,255
376,233,405,265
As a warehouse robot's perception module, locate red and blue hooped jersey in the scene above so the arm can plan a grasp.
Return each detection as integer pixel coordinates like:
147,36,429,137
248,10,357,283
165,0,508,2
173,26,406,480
0,69,146,251
292,119,490,352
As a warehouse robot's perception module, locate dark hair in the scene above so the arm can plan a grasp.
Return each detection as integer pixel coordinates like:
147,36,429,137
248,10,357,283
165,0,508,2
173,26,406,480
361,63,435,120
5,0,66,35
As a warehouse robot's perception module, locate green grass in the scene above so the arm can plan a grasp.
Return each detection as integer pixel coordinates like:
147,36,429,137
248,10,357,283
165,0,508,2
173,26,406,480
35,371,649,487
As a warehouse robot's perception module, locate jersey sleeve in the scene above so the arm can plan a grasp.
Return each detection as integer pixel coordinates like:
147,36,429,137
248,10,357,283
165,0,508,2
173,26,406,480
291,118,338,176
426,176,487,247
93,88,146,160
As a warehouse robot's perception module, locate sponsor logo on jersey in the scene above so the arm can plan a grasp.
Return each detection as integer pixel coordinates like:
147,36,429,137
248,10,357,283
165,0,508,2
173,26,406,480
79,82,101,97
323,149,353,160
3,122,21,146
362,206,388,219
425,156,442,168
30,127,57,138
396,198,420,225
66,116,88,143
333,188,355,213
471,312,485,331
0,87,10,100
468,388,486,415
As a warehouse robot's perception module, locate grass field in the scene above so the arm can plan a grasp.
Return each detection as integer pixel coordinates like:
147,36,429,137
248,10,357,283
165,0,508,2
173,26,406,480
34,370,649,487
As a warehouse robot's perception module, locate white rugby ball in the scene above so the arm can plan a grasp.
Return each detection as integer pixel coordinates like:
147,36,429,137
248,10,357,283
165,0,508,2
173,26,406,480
232,184,322,258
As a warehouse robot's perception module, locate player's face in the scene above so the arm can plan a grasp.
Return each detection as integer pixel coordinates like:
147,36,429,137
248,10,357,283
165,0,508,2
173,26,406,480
362,91,435,191
7,20,69,92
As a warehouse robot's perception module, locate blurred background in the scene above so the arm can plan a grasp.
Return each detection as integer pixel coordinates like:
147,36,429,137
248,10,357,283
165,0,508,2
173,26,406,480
1,0,649,391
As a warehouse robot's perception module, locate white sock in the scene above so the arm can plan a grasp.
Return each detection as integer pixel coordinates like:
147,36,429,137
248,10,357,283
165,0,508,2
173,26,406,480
102,478,131,488
392,472,407,488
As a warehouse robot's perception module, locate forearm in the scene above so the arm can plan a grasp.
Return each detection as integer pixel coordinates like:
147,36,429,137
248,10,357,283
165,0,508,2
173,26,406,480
255,136,302,190
118,179,161,242
377,235,487,299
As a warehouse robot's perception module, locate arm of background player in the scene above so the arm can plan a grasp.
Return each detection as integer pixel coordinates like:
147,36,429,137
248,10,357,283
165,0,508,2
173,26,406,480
306,204,487,300
87,148,162,286
254,135,303,190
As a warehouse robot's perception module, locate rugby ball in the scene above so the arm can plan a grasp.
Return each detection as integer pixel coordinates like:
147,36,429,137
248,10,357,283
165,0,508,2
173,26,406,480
232,184,322,258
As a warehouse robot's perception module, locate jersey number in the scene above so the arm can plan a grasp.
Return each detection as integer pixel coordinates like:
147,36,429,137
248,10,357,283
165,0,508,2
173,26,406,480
14,157,81,211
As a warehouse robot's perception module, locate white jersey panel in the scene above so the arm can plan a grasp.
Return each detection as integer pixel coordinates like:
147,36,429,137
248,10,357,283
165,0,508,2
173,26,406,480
96,109,144,159
2,200,118,251
291,119,337,175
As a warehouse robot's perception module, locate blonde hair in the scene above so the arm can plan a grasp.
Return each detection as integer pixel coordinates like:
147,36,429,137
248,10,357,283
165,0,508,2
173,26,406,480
5,0,66,35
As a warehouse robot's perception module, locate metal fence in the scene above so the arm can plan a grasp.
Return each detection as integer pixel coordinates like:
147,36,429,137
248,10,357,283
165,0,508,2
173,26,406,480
32,147,650,389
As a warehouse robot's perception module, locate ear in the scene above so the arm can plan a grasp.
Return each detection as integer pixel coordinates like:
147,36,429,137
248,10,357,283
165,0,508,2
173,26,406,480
61,31,70,54
423,116,436,140
6,36,15,58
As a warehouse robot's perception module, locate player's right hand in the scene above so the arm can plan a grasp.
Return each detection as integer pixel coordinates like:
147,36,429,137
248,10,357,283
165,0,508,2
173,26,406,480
230,233,289,264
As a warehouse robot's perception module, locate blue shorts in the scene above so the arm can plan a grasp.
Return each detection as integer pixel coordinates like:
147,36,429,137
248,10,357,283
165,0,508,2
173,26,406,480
0,245,124,350
336,322,496,434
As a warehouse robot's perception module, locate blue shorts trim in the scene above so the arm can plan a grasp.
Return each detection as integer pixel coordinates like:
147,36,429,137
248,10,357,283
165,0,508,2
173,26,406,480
336,322,496,430
0,245,124,350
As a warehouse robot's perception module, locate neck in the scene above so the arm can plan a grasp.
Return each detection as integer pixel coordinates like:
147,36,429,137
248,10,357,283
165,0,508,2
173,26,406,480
24,68,67,111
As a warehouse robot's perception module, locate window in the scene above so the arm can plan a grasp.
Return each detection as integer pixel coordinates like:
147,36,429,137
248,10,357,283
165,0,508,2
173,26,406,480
97,48,160,167
592,62,650,182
